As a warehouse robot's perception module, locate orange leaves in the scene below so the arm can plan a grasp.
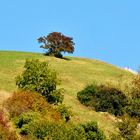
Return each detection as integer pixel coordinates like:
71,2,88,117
38,32,75,57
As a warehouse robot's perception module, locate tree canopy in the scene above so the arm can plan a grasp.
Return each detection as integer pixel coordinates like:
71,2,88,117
16,59,63,104
38,32,75,58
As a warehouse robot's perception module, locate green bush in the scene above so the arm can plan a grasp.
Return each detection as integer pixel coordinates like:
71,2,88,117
16,59,63,104
14,112,83,140
14,111,105,140
77,85,97,106
14,112,49,139
14,112,41,135
67,125,86,140
57,104,72,122
127,99,140,121
81,121,106,140
77,84,128,116
47,89,64,105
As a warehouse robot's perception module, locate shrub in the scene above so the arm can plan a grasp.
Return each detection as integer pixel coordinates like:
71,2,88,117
57,104,72,122
16,59,63,104
127,75,140,121
127,99,140,121
0,127,18,140
117,115,137,140
81,121,106,140
14,112,66,139
0,108,18,140
47,89,64,105
14,112,49,139
0,108,9,128
67,125,86,140
4,90,61,120
14,111,105,140
110,133,122,140
77,84,128,116
14,112,85,140
14,112,42,135
77,85,97,106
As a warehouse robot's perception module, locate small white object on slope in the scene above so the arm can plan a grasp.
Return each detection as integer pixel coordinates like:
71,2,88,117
124,67,138,75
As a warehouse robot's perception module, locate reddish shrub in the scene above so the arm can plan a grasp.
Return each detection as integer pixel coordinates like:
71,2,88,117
4,90,62,121
0,108,9,128
0,108,18,140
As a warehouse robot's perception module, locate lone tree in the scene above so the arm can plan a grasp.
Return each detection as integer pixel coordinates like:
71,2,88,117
37,32,75,58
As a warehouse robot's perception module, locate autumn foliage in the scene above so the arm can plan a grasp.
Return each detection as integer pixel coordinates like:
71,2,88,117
38,32,75,58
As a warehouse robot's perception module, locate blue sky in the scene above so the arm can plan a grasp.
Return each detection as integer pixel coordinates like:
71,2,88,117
0,0,140,70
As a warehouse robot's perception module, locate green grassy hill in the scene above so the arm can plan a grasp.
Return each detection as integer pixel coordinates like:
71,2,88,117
0,51,133,137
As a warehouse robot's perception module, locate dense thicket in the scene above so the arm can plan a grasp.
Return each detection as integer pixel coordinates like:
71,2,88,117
4,90,106,140
77,84,128,116
14,113,106,140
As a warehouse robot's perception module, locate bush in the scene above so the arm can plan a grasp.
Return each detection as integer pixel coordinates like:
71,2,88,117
81,121,106,140
127,99,140,121
14,111,105,140
47,89,64,105
127,75,140,121
14,112,43,135
14,112,84,140
77,84,128,116
0,108,18,140
117,115,137,140
77,85,97,106
14,112,49,139
57,104,72,122
4,90,61,120
0,126,18,140
16,59,63,104
67,125,86,140
14,112,68,139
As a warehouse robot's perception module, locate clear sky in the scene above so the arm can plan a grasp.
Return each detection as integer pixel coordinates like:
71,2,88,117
0,0,140,70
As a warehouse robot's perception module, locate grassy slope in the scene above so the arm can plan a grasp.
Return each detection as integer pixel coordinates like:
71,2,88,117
0,51,133,137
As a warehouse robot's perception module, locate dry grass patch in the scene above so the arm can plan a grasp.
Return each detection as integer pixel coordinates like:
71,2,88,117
0,91,11,105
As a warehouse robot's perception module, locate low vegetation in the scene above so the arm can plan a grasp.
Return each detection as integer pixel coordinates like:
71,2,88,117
3,90,106,139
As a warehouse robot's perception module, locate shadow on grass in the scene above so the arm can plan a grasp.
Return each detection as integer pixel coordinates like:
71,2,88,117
42,53,72,61
61,57,71,61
